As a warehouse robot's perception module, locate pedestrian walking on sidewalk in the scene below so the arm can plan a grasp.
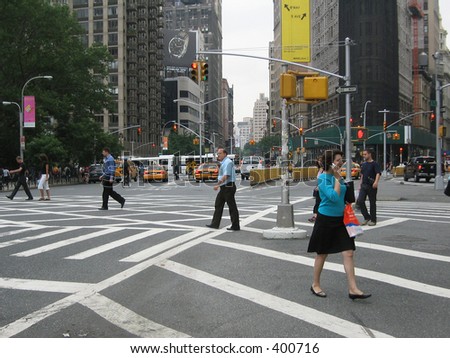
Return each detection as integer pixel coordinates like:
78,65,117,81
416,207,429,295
307,149,371,300
98,148,125,210
37,154,51,201
356,148,381,226
6,156,33,201
206,147,240,231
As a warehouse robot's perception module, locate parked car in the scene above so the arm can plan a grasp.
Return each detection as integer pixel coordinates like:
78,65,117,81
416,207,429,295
403,156,442,182
195,163,219,182
88,164,103,183
240,156,264,180
340,162,361,180
143,165,168,182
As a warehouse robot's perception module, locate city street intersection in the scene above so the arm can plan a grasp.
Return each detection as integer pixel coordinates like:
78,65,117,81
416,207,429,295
0,177,449,338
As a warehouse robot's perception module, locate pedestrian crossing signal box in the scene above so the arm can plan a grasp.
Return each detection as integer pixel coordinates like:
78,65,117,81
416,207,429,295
304,76,328,100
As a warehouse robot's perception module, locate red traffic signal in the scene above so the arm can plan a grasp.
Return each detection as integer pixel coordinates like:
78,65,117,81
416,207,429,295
399,147,403,153
137,127,142,135
172,123,178,132
190,61,199,83
351,127,367,141
430,112,436,121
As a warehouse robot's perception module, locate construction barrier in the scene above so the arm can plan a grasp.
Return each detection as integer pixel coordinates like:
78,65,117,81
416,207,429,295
393,166,405,177
249,168,281,186
249,167,319,186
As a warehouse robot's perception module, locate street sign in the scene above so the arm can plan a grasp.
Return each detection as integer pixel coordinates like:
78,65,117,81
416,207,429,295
335,85,358,94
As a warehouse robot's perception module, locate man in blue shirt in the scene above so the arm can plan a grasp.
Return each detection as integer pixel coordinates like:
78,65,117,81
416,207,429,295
99,148,125,210
206,148,240,231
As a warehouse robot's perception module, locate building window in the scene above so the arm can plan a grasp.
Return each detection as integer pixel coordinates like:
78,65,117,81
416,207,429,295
73,0,88,6
94,34,103,44
94,7,103,18
94,21,103,32
108,33,118,45
108,6,118,17
76,8,88,19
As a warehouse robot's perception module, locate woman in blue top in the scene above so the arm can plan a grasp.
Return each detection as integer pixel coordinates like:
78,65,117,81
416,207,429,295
307,150,371,300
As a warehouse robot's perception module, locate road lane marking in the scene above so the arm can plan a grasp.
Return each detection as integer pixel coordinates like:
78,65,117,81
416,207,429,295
158,260,392,338
0,278,93,294
120,229,208,263
356,242,450,263
81,293,189,338
64,229,165,260
0,226,43,238
11,228,123,257
206,239,450,299
0,227,76,249
361,217,409,231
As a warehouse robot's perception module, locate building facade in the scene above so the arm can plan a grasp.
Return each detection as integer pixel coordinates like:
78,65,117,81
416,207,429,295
237,119,252,148
252,94,269,142
52,0,164,156
163,0,223,143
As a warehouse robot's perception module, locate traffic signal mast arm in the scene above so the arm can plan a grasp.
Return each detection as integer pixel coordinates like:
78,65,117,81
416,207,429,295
386,111,432,130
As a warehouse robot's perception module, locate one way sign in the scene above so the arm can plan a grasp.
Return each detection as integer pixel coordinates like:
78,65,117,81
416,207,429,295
335,85,358,94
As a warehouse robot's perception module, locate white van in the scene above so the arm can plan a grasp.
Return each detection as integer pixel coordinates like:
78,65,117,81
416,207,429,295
240,156,264,180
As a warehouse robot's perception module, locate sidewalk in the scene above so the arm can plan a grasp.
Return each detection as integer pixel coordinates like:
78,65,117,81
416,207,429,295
377,175,449,203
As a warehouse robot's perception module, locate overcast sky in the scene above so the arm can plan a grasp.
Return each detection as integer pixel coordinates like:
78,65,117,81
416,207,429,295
223,0,450,123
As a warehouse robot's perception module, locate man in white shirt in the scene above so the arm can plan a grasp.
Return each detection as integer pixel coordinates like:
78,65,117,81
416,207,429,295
206,148,240,231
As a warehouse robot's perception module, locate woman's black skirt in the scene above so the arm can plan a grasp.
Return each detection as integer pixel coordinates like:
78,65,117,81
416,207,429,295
307,212,356,254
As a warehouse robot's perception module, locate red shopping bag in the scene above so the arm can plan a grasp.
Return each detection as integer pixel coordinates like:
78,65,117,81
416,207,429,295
343,204,364,237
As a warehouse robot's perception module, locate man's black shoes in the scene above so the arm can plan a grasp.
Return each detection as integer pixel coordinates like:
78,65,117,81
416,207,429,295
98,207,108,210
120,199,126,208
227,227,240,231
6,196,13,200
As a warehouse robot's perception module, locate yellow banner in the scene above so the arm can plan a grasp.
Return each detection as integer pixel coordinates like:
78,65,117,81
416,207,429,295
281,0,310,63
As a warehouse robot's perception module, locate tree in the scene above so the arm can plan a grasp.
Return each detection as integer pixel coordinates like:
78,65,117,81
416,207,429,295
0,0,116,166
168,132,198,155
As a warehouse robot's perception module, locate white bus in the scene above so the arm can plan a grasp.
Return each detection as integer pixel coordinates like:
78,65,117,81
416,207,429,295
131,153,219,174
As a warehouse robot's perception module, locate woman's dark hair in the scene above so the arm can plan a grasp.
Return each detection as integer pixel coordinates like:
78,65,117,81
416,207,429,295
323,150,344,171
39,154,49,163
316,155,324,169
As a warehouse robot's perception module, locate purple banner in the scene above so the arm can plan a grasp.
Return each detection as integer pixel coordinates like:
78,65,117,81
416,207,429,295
23,96,35,128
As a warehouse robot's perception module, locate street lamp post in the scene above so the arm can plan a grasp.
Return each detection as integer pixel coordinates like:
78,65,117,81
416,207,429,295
1,101,22,155
434,52,445,190
173,96,227,164
379,109,390,177
20,75,53,158
363,100,372,150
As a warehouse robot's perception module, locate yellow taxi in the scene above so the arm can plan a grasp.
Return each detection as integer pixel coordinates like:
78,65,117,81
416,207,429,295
340,162,361,180
195,163,219,182
115,160,138,181
143,165,168,182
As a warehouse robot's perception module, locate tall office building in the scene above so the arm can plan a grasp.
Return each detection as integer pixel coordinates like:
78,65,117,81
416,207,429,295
237,119,252,148
163,0,223,142
252,93,269,142
51,0,164,156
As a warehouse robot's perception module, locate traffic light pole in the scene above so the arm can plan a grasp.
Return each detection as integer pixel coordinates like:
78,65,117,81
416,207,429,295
379,109,390,177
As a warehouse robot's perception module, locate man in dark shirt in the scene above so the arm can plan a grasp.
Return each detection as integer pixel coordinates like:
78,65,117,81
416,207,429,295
6,156,33,200
357,149,381,226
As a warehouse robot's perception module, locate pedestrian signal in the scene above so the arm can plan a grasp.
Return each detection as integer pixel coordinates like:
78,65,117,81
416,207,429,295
172,123,178,132
137,127,142,135
351,127,368,142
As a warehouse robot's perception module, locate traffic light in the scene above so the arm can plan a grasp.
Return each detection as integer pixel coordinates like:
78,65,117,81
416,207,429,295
430,112,436,121
152,143,156,148
399,147,403,153
200,61,208,81
137,127,142,135
383,120,387,131
303,76,328,100
172,123,178,132
351,127,368,142
299,127,303,136
392,133,400,140
190,61,199,83
280,73,297,99
249,139,255,145
272,119,276,128
439,125,447,138
193,138,199,145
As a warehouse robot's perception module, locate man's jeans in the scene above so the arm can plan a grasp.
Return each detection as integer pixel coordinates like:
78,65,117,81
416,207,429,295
357,183,378,223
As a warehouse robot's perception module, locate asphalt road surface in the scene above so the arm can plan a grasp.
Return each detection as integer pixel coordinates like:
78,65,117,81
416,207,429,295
1,176,449,338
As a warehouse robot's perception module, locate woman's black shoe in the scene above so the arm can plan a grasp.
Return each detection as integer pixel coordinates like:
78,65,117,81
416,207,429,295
349,293,372,300
310,286,327,298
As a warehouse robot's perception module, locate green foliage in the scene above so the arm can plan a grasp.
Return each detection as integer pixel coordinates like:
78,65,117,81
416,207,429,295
242,135,281,156
0,0,117,167
167,132,198,155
